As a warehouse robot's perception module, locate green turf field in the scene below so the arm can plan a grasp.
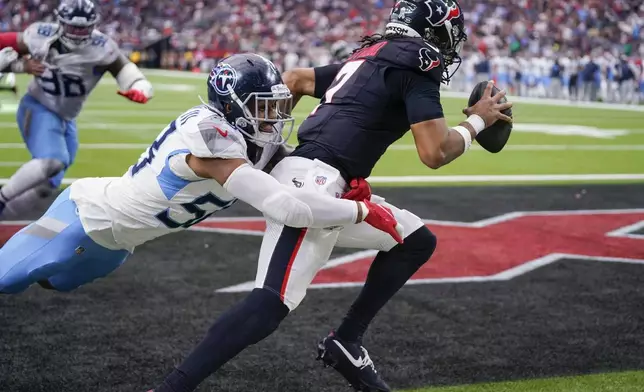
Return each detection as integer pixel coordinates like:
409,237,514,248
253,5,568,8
403,370,644,392
0,70,642,185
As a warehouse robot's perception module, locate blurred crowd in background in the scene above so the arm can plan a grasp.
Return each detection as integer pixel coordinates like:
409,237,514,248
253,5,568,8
1,0,643,103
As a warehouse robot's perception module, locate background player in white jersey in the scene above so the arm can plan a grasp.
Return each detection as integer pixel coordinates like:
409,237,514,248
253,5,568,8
0,0,153,220
0,53,402,295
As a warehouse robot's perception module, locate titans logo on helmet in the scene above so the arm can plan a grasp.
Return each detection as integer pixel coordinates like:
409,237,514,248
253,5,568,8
210,64,238,95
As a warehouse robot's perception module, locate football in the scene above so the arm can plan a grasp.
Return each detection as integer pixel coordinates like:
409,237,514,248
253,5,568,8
467,81,513,153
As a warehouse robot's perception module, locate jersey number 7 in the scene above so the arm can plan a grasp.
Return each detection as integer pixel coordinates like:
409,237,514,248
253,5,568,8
310,60,365,116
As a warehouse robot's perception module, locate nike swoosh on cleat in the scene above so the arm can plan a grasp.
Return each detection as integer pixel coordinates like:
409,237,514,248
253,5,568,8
333,340,367,368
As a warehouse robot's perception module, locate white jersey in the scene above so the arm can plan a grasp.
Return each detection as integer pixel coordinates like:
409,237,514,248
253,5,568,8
69,105,279,252
23,22,120,120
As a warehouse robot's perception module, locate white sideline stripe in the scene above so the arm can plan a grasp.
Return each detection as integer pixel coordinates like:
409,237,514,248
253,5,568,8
388,144,644,151
1,143,644,152
0,173,643,185
366,174,644,183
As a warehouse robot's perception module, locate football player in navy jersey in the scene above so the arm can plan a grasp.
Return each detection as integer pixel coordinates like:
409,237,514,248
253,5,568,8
150,1,512,391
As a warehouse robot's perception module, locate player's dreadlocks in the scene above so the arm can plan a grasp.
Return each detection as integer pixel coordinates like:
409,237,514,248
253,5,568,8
352,32,407,54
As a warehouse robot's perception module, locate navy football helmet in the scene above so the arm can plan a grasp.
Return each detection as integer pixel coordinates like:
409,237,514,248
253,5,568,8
386,0,467,82
206,53,295,147
55,0,100,49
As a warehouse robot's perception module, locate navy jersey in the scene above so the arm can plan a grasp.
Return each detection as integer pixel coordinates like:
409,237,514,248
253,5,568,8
292,37,445,180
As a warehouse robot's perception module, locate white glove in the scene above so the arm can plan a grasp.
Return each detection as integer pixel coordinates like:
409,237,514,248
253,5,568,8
0,47,18,71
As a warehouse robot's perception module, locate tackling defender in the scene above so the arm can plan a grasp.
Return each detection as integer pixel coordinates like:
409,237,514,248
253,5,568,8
0,53,402,296
0,0,153,220
150,1,513,392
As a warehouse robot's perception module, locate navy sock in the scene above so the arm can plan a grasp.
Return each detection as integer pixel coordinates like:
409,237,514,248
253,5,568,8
336,227,437,343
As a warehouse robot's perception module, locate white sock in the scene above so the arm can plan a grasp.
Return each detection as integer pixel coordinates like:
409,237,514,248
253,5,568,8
0,184,55,219
0,159,63,203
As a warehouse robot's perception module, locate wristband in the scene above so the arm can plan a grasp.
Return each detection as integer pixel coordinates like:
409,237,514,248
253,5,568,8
465,114,486,135
453,126,472,152
357,201,369,222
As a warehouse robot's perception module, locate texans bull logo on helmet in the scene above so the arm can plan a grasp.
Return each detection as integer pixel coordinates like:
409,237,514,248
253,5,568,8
424,0,461,26
210,64,238,96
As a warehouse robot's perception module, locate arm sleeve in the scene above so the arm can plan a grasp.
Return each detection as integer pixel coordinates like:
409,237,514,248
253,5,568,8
224,164,359,228
313,63,342,98
386,68,444,124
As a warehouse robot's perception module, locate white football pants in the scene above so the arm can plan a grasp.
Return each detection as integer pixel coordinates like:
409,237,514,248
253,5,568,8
255,156,425,310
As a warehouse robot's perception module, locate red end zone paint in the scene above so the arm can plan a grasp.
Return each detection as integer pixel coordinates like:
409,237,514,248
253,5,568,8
0,224,25,245
313,212,644,284
3,211,643,289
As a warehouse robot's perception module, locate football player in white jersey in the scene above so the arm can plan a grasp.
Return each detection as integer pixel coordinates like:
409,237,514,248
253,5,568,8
0,53,403,294
0,0,153,220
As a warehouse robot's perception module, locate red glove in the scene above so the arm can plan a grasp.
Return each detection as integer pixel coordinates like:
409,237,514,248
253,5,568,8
359,200,404,244
343,178,372,201
117,89,148,103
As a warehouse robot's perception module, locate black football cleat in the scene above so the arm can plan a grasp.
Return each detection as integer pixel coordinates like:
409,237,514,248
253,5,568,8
316,331,391,392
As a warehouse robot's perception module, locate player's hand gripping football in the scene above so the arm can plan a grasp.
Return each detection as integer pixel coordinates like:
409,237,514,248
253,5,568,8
117,89,149,104
462,81,513,127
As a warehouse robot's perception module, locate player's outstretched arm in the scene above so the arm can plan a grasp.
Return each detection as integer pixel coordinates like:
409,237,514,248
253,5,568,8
186,156,403,242
107,53,153,104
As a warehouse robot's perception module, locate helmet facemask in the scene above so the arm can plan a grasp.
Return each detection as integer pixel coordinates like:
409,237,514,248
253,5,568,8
228,84,295,148
55,6,99,50
424,20,467,84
